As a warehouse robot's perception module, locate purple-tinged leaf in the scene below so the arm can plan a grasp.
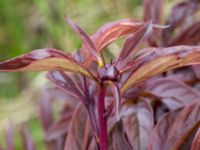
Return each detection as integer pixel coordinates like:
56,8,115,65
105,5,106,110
148,108,181,150
47,71,86,103
144,77,200,110
20,126,36,150
109,82,121,120
112,121,132,150
81,19,146,67
148,101,200,150
91,19,146,52
191,127,200,150
121,99,154,150
193,65,200,79
168,21,200,46
5,121,14,150
162,1,200,45
121,46,200,93
143,0,163,46
45,112,71,141
0,49,93,78
143,0,163,24
38,92,53,130
66,18,103,65
116,22,153,69
64,103,91,150
166,66,197,84
83,119,94,150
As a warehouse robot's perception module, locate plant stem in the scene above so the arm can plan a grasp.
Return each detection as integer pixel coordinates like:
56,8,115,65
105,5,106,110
98,82,108,150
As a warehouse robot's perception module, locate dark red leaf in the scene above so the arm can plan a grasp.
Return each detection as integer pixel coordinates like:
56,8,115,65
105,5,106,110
143,0,163,24
108,82,121,120
148,101,200,150
38,91,54,130
148,108,181,150
0,49,93,78
162,1,200,45
193,65,200,79
121,46,200,93
168,21,200,46
66,18,103,65
144,77,200,110
112,121,132,150
121,99,154,150
143,0,163,46
47,71,86,103
20,126,36,150
81,19,146,67
45,112,71,141
64,103,91,150
116,22,153,69
91,19,146,52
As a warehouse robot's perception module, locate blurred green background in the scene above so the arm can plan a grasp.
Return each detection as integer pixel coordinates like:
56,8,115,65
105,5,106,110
0,0,176,149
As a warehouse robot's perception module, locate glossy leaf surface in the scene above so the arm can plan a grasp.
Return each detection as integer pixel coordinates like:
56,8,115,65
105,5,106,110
117,22,153,68
112,121,132,150
91,19,146,51
163,1,199,45
148,102,200,150
47,71,85,102
121,46,200,93
144,77,200,110
0,49,93,78
121,100,154,150
66,18,102,64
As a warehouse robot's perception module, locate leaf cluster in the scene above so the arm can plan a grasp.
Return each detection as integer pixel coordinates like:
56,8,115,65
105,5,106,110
1,0,200,149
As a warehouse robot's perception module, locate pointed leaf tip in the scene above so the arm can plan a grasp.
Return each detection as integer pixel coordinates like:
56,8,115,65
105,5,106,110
0,49,93,78
121,46,200,93
66,18,103,66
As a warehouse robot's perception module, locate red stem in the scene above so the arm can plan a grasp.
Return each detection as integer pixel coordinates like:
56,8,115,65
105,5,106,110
98,82,108,150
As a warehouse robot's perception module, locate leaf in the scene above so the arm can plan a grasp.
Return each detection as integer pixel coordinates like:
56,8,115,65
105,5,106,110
121,46,200,93
20,126,36,150
45,112,71,141
0,49,93,78
144,77,200,110
66,18,102,64
193,65,200,79
162,1,199,45
191,127,200,150
116,22,153,69
38,91,54,130
47,71,86,103
148,108,181,150
121,99,154,150
64,103,91,150
90,19,146,51
143,0,163,24
81,19,146,67
148,101,200,150
168,21,200,46
112,121,132,150
111,83,121,121
142,0,163,46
